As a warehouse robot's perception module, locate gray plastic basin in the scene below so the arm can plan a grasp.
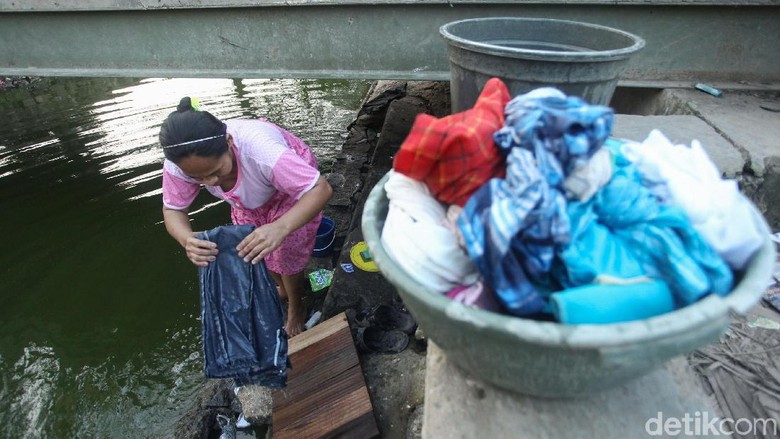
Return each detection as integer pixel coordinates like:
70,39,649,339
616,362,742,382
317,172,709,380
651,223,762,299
362,171,775,397
441,17,646,111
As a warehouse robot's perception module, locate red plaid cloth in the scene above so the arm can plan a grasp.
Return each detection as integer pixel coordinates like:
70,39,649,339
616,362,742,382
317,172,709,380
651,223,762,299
393,77,510,206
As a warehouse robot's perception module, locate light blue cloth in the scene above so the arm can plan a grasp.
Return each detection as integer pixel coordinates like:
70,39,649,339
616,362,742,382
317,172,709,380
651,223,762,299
592,160,733,305
554,144,733,307
554,199,646,288
551,280,676,324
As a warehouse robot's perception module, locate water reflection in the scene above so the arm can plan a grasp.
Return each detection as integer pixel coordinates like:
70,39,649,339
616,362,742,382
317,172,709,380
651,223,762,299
0,76,369,437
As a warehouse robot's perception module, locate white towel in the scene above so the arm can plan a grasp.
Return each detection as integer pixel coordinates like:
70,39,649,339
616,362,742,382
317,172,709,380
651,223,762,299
622,130,764,270
381,171,480,292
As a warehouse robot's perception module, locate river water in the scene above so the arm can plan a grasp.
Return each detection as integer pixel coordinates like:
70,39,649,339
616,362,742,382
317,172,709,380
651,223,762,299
0,77,370,438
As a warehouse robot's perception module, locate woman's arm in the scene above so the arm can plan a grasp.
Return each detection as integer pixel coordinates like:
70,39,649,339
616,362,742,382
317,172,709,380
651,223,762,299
163,206,218,267
237,175,333,264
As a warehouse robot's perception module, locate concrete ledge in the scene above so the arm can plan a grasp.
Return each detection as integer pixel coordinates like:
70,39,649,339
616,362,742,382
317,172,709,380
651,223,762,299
664,89,780,178
612,114,745,177
4,0,779,12
423,343,719,439
2,4,779,84
611,86,779,229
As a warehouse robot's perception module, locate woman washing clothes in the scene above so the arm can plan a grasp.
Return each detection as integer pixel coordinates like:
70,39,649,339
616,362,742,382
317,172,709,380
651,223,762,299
159,97,333,336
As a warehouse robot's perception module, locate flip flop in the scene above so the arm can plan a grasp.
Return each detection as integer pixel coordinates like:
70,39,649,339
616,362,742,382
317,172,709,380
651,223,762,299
217,414,237,439
368,304,417,335
345,307,371,328
354,326,409,354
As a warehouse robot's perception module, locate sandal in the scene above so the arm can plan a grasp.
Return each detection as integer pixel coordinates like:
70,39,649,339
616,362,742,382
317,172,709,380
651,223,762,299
354,326,409,354
368,304,417,335
217,414,237,439
345,307,370,328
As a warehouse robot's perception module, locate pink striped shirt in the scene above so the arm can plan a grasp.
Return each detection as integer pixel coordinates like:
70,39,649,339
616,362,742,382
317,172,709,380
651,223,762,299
162,119,320,211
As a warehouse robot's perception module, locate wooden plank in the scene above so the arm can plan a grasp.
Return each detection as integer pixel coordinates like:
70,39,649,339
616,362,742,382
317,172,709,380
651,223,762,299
287,313,350,355
275,342,359,403
286,327,357,377
275,368,370,433
279,352,360,400
277,386,376,438
274,329,364,430
272,312,378,439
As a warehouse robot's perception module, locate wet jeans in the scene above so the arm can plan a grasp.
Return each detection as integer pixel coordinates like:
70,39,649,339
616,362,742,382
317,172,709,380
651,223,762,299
198,225,288,388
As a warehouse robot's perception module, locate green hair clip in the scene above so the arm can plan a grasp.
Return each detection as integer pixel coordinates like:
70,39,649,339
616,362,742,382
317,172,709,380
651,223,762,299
190,97,201,111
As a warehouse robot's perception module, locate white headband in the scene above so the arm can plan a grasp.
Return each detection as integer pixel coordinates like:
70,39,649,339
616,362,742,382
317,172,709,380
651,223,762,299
163,134,224,149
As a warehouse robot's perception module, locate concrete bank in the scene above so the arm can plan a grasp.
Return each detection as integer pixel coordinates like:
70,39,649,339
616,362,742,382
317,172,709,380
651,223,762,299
177,81,780,438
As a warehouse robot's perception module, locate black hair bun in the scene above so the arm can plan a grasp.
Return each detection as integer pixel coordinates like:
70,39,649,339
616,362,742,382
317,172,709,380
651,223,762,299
177,97,193,112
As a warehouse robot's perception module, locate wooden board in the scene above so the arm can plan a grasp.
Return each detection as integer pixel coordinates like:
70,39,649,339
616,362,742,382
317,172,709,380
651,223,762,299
272,313,378,439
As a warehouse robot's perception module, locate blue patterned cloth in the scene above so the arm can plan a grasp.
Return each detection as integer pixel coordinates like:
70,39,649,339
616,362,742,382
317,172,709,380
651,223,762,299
458,148,563,316
494,89,614,186
458,89,614,316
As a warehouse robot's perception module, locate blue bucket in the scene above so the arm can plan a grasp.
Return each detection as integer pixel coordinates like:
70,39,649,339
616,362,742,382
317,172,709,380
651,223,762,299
312,217,335,257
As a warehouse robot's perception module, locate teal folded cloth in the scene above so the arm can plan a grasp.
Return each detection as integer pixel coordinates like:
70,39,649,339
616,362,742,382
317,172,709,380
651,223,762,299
550,280,675,324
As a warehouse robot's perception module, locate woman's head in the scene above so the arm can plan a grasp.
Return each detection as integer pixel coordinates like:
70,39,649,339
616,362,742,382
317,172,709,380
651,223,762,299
159,97,228,163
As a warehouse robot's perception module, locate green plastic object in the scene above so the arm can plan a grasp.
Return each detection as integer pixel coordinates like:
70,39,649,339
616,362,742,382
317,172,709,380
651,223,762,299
362,172,776,397
308,269,333,293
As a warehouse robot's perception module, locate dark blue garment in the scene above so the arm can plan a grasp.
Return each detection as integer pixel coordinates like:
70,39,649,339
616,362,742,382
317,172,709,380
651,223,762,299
198,225,288,388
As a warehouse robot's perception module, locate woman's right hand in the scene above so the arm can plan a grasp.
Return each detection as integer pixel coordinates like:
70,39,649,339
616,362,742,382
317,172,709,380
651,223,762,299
184,234,219,267
162,207,219,267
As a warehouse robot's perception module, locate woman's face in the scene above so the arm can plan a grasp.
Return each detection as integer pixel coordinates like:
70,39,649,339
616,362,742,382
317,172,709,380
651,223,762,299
176,137,236,187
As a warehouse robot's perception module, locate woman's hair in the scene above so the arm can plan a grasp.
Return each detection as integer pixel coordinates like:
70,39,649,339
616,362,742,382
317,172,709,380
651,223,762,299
159,97,228,163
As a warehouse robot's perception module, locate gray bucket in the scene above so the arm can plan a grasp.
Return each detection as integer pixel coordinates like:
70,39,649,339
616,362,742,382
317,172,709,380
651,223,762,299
440,17,646,111
362,171,775,397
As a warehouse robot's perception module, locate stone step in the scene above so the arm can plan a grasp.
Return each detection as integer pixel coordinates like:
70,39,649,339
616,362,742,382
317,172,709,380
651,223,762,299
423,343,720,439
612,114,745,178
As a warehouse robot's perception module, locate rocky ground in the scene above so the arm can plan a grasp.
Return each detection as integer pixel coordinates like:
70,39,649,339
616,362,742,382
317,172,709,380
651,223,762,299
0,76,40,91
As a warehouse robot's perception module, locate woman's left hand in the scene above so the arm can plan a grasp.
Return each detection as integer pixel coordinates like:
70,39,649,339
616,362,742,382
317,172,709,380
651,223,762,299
236,222,289,264
236,175,333,265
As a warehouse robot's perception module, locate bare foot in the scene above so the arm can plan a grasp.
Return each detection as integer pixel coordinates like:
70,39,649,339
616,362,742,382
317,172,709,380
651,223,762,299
285,300,307,337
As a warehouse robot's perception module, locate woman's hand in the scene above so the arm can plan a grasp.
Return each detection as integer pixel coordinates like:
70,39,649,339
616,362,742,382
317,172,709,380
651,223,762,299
234,176,333,265
162,207,219,267
184,234,219,267
236,222,290,264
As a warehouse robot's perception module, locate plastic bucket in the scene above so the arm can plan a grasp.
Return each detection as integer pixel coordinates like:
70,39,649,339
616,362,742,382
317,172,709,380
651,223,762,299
440,17,646,111
362,172,775,397
312,217,335,257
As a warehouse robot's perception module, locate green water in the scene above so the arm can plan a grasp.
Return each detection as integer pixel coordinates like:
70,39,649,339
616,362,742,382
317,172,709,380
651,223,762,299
0,77,370,438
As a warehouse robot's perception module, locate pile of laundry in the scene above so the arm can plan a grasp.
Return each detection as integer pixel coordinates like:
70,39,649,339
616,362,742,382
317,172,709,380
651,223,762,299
380,77,766,324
